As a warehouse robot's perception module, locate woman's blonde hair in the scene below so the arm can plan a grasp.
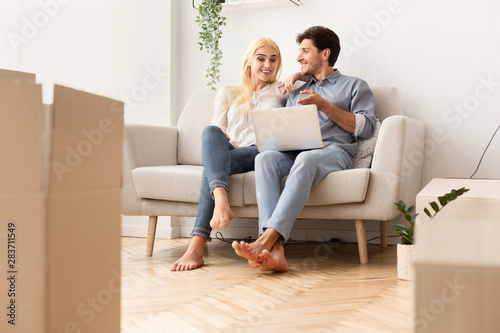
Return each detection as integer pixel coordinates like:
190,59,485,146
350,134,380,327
231,37,282,111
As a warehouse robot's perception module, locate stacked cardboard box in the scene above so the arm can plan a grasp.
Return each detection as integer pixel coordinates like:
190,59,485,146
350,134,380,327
0,69,123,333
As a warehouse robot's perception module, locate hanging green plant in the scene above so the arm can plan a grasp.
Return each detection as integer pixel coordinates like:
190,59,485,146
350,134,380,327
196,0,226,90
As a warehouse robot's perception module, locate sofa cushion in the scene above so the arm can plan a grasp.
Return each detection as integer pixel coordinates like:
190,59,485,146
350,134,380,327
243,168,371,206
132,165,245,206
353,118,381,168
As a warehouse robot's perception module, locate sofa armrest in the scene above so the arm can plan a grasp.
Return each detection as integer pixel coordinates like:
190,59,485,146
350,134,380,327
366,116,426,219
122,124,178,215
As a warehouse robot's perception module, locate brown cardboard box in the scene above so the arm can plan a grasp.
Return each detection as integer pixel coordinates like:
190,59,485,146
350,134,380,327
0,69,36,83
0,70,123,333
413,178,500,333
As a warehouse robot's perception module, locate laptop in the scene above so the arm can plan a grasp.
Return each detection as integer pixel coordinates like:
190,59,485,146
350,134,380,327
251,104,325,152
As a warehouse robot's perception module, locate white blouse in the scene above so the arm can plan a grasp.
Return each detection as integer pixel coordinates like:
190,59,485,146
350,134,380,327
212,81,287,148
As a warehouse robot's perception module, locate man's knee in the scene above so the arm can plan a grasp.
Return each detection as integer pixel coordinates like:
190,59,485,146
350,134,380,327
255,150,280,167
294,151,319,170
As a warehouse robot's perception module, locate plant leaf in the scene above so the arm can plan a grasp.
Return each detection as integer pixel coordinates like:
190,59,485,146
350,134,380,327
438,195,448,206
430,201,440,214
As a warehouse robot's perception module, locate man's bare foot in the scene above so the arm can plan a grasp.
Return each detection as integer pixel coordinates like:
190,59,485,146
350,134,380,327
232,228,282,267
170,235,206,271
254,242,289,272
232,241,259,263
210,187,234,229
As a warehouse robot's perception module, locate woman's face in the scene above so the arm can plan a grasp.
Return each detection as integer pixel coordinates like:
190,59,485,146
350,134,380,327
249,45,278,84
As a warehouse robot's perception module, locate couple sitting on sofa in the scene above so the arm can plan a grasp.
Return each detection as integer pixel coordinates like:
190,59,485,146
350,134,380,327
170,26,376,272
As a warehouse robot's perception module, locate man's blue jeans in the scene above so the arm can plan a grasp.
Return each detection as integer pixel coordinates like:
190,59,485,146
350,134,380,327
255,144,353,241
191,125,259,240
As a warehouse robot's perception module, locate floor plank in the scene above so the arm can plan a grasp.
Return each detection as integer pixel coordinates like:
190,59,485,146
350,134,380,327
121,237,411,332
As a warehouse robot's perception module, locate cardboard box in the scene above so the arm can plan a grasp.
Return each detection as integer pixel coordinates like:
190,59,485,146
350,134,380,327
413,178,500,333
0,70,123,333
0,69,36,83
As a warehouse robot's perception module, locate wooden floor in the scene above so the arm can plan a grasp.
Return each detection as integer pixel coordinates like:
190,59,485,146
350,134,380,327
121,237,412,333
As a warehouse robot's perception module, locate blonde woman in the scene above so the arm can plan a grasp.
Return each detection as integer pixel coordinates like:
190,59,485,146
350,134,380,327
171,37,289,271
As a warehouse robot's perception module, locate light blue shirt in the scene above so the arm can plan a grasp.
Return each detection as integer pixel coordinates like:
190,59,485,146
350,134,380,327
287,70,376,157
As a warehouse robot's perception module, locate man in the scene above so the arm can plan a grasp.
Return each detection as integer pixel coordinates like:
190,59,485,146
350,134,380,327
233,26,376,271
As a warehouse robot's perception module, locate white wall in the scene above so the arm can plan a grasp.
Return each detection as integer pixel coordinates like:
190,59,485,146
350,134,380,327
174,0,500,243
1,0,170,125
0,0,172,237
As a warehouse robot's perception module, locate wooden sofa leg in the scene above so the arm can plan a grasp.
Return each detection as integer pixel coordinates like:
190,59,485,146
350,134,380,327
146,216,158,257
380,220,388,248
355,219,368,264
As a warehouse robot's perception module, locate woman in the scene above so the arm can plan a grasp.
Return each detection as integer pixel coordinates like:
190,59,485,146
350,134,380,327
170,37,288,271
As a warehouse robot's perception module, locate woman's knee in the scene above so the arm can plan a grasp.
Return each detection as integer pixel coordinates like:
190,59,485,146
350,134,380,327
202,125,223,138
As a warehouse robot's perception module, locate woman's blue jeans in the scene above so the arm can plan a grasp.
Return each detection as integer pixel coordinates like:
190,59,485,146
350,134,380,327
191,125,259,240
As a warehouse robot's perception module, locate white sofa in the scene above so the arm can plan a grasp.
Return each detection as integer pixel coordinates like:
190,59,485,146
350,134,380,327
122,86,426,263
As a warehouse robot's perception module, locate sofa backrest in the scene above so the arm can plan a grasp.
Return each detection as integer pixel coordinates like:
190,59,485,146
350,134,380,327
371,86,404,120
177,86,403,166
177,89,217,165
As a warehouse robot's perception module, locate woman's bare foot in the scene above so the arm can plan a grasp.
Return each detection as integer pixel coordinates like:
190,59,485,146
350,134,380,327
210,187,234,229
170,235,206,271
254,242,289,272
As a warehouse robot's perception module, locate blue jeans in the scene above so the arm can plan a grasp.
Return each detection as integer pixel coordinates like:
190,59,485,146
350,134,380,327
255,144,353,241
191,125,259,240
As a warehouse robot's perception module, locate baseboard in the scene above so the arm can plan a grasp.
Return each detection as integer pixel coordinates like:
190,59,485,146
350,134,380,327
179,226,396,245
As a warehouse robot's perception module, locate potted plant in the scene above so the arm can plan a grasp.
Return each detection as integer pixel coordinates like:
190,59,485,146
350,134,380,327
196,0,226,90
394,187,469,280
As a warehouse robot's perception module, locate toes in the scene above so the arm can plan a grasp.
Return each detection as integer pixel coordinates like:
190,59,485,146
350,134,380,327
261,249,272,260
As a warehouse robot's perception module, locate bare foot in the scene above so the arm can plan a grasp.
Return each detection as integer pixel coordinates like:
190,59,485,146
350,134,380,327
210,187,234,229
232,228,282,267
254,242,289,272
170,235,206,271
232,241,259,263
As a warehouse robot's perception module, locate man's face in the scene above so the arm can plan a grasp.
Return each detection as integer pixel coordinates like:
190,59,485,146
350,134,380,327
297,38,323,76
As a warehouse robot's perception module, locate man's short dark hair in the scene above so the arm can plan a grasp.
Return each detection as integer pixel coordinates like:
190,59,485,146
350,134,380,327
296,26,341,67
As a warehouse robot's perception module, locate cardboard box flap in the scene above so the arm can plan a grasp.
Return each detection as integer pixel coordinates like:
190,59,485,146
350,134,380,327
0,69,36,83
50,85,124,191
0,82,43,191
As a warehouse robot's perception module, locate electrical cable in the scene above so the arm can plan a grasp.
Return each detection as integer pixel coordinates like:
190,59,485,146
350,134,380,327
215,231,395,247
215,231,252,244
470,123,500,178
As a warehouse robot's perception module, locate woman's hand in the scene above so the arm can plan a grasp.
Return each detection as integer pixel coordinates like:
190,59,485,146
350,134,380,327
278,72,312,96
